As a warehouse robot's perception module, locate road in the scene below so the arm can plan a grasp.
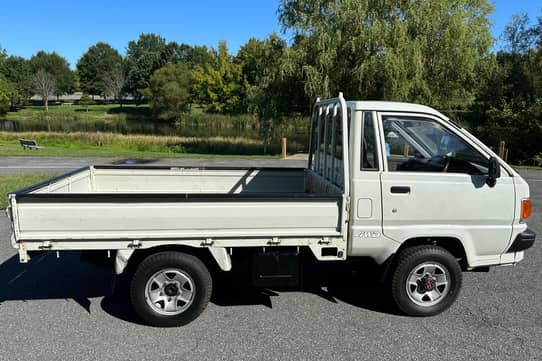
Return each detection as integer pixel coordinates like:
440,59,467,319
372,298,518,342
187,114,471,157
0,159,540,361
0,156,307,174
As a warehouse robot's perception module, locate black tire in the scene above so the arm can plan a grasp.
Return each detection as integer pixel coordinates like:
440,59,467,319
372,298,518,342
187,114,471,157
391,245,462,316
130,251,212,327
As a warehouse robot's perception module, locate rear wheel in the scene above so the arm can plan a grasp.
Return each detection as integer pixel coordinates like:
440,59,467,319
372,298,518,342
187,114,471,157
130,251,212,327
391,246,462,316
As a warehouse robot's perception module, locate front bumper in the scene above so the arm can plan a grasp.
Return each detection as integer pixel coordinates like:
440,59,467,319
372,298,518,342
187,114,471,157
506,228,536,253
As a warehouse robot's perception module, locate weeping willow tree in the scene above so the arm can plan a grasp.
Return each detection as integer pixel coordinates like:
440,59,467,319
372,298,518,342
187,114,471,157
278,0,494,110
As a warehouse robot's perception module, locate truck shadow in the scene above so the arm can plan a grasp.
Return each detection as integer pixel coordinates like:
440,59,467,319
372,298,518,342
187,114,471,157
0,252,111,313
0,252,400,326
209,262,400,316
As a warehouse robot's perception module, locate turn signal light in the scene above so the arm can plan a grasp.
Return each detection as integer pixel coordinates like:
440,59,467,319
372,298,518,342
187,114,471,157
521,199,532,221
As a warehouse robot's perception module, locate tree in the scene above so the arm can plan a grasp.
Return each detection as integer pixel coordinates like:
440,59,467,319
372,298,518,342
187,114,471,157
278,0,494,110
0,56,33,109
534,11,542,47
185,45,215,69
102,65,126,106
191,41,247,113
236,34,308,150
163,42,214,69
29,51,73,97
32,69,56,112
125,33,168,103
0,45,6,67
236,38,268,85
79,93,95,112
0,76,11,114
76,42,123,97
143,63,192,122
501,13,536,54
468,10,542,165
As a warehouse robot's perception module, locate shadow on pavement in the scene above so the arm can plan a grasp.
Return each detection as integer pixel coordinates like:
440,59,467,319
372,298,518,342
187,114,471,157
0,251,401,326
209,261,400,316
0,252,110,313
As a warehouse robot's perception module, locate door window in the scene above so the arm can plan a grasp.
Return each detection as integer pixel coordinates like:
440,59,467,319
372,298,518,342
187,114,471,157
382,116,489,174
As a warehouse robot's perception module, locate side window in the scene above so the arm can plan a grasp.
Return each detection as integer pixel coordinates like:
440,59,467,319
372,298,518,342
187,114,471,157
361,112,379,171
382,116,489,174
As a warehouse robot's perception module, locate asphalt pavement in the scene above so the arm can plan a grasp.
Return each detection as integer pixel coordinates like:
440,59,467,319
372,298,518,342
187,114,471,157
0,160,540,361
0,156,307,174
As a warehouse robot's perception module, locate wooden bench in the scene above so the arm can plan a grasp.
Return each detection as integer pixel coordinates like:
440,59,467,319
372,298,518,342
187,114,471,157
19,139,43,150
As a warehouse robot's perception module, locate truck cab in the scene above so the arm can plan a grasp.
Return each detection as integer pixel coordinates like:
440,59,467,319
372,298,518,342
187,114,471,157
308,94,535,315
309,97,533,268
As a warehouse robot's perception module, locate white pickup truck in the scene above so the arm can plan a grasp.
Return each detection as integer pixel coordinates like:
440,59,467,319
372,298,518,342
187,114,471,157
6,94,535,327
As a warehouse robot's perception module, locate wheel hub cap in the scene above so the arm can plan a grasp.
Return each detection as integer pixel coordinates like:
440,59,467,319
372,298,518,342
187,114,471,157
145,269,195,315
406,262,450,307
418,274,436,292
164,283,179,296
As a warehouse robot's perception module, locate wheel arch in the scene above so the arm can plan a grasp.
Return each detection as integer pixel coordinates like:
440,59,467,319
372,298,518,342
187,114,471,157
117,245,226,276
380,236,468,282
397,237,468,269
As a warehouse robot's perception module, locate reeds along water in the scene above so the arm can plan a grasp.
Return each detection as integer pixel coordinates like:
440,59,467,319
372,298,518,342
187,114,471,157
0,113,310,155
0,130,309,156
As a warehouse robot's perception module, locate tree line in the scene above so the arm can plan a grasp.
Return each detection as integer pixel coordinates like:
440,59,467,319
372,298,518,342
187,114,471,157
0,0,541,164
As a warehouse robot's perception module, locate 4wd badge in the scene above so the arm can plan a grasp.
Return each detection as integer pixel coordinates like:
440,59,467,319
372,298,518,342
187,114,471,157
358,231,381,238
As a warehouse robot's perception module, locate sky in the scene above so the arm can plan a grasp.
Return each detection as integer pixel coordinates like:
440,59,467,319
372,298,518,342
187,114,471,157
0,0,540,68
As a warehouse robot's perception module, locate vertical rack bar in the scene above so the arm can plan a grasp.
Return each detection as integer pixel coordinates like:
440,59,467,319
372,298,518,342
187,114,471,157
330,104,338,184
315,105,323,172
322,105,330,178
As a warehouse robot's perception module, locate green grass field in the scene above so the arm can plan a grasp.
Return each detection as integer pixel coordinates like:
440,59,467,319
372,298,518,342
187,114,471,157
512,165,542,170
0,131,280,158
0,173,59,206
5,104,151,121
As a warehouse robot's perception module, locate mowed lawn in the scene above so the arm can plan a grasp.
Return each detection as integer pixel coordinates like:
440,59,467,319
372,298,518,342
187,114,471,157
0,130,281,158
5,104,151,121
0,173,59,206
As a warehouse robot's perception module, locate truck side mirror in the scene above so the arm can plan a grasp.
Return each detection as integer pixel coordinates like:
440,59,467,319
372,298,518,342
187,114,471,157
487,157,501,187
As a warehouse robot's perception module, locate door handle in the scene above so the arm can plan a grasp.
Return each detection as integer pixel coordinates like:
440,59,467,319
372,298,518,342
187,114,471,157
390,186,410,194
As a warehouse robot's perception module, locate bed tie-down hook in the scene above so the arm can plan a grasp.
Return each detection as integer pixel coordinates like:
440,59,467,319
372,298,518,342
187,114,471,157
128,239,142,249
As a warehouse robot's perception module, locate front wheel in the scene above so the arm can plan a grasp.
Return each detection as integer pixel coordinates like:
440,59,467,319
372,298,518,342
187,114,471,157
391,246,462,316
130,251,212,327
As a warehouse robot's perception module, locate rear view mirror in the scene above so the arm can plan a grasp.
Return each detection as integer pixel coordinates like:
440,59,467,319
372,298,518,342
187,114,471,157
487,157,501,187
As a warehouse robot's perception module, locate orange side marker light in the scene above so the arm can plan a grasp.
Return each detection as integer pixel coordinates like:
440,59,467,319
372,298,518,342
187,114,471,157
521,199,532,221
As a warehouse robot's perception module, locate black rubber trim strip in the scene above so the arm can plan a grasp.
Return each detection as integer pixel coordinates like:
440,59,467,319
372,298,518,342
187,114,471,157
15,192,343,204
506,228,536,253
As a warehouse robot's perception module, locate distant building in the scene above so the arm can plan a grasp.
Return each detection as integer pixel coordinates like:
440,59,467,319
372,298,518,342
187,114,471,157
30,92,134,103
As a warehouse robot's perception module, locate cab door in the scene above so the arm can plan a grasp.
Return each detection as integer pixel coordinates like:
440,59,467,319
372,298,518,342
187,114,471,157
378,113,515,265
348,110,395,263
